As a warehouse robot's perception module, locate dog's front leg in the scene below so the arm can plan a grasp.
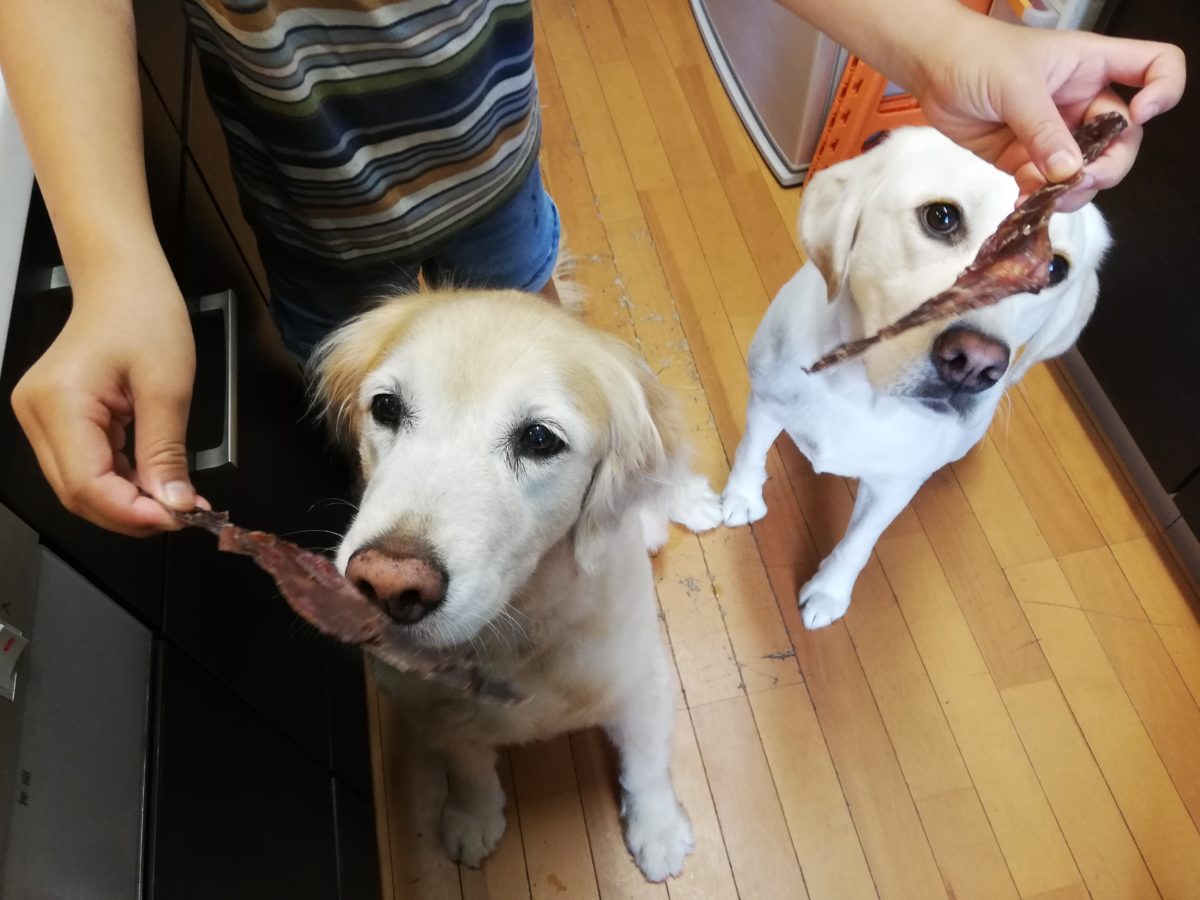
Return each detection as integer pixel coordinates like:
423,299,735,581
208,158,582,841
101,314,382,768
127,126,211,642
801,474,925,629
721,394,784,526
606,660,693,882
438,741,507,868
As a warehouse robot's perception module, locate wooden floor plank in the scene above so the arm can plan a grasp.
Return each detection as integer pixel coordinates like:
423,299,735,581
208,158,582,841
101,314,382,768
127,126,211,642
1111,535,1200,708
1011,569,1200,899
570,729,668,900
699,524,802,693
1002,679,1160,900
750,683,879,900
511,737,601,900
664,710,740,900
952,435,1054,569
690,695,810,899
540,0,642,225
1019,364,1153,544
874,533,1083,897
845,562,1019,900
913,470,1055,690
461,753,534,900
653,529,743,709
770,564,949,900
988,386,1107,558
678,177,771,354
1056,551,1200,830
376,700,463,900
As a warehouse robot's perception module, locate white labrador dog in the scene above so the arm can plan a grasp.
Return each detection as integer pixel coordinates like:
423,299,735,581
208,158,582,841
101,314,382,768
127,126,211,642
722,127,1111,629
312,289,720,881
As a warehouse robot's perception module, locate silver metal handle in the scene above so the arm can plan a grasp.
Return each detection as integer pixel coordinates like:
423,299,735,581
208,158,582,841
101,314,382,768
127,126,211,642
187,290,238,472
31,267,238,471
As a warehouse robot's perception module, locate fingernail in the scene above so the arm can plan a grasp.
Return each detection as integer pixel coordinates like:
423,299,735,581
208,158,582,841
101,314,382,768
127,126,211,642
1046,150,1081,182
163,480,193,509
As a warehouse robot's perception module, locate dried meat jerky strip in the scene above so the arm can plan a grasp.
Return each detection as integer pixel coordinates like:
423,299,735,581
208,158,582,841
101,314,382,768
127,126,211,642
173,507,523,704
805,112,1128,373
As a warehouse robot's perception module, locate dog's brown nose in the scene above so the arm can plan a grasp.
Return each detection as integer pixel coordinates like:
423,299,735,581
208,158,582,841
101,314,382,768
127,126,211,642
346,547,447,625
931,327,1010,394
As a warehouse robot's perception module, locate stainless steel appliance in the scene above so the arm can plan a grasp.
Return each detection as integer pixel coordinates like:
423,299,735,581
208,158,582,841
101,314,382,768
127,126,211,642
690,0,846,185
0,504,153,899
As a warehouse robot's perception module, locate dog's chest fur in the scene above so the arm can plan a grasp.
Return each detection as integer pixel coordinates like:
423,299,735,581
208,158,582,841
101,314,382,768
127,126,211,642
751,266,997,480
373,518,663,749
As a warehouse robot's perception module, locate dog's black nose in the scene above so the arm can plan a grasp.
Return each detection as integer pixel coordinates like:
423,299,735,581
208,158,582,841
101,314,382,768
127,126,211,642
346,544,448,625
931,327,1010,394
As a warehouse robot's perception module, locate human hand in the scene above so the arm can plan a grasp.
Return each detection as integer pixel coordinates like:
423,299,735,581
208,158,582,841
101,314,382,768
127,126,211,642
10,256,205,536
913,13,1185,210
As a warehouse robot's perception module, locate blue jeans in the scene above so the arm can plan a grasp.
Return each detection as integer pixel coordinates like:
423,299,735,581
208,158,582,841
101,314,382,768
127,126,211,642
264,160,561,360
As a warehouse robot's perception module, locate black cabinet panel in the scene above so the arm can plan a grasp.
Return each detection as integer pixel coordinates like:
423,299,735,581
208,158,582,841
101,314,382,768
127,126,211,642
140,60,183,268
150,644,341,900
167,159,365,779
187,48,271,298
1080,0,1200,493
134,0,189,131
1179,475,1200,536
328,646,373,799
334,778,384,900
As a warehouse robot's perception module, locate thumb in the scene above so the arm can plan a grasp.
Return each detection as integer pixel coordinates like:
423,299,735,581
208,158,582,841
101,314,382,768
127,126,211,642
134,387,195,511
1003,82,1082,184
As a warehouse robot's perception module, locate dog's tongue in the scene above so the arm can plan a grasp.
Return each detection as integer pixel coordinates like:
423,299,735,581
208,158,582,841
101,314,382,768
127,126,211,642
805,112,1128,373
173,507,523,704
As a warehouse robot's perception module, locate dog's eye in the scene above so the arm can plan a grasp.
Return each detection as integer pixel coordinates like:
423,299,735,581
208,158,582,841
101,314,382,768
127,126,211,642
1047,253,1070,286
921,202,961,237
516,423,566,459
370,393,405,428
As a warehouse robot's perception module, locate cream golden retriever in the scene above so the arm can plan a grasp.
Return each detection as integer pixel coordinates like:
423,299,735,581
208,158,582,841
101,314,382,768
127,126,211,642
311,289,721,881
722,126,1111,629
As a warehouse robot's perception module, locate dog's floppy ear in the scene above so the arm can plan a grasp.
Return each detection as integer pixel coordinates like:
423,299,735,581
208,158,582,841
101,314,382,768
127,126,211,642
798,146,887,301
573,342,689,572
308,294,433,451
1009,207,1111,382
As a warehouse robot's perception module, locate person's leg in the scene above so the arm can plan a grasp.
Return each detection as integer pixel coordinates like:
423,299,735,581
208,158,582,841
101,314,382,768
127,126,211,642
424,160,562,303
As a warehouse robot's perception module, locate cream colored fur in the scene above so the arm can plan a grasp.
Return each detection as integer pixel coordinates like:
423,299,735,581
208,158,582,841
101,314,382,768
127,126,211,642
723,127,1111,629
312,289,720,881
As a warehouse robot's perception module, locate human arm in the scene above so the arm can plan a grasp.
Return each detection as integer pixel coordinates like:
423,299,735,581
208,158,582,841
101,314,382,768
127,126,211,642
778,0,1185,210
0,0,202,535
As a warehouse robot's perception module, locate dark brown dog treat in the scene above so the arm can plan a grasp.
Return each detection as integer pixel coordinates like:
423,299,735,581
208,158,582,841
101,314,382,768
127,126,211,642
805,112,1127,374
171,507,524,703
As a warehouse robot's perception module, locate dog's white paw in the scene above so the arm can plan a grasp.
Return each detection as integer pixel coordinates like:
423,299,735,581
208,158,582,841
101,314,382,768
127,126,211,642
721,483,768,527
622,792,694,882
641,506,671,554
439,797,507,868
799,581,851,630
670,476,723,534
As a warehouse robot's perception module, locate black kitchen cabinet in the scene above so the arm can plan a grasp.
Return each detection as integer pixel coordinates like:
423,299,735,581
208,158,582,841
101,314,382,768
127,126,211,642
149,644,345,900
1,3,381,894
165,154,368,784
1081,0,1200,532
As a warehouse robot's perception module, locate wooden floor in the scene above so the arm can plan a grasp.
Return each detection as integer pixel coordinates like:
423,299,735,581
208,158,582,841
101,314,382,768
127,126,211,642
366,0,1200,897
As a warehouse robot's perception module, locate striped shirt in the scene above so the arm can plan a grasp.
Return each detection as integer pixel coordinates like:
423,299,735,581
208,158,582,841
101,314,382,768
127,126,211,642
184,0,541,272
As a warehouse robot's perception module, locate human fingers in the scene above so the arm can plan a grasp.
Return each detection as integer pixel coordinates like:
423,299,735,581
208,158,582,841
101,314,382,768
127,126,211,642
132,378,197,513
1092,37,1186,123
33,395,177,535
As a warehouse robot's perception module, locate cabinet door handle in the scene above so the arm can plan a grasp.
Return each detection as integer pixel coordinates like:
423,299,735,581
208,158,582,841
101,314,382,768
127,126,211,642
25,267,239,472
186,290,238,472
